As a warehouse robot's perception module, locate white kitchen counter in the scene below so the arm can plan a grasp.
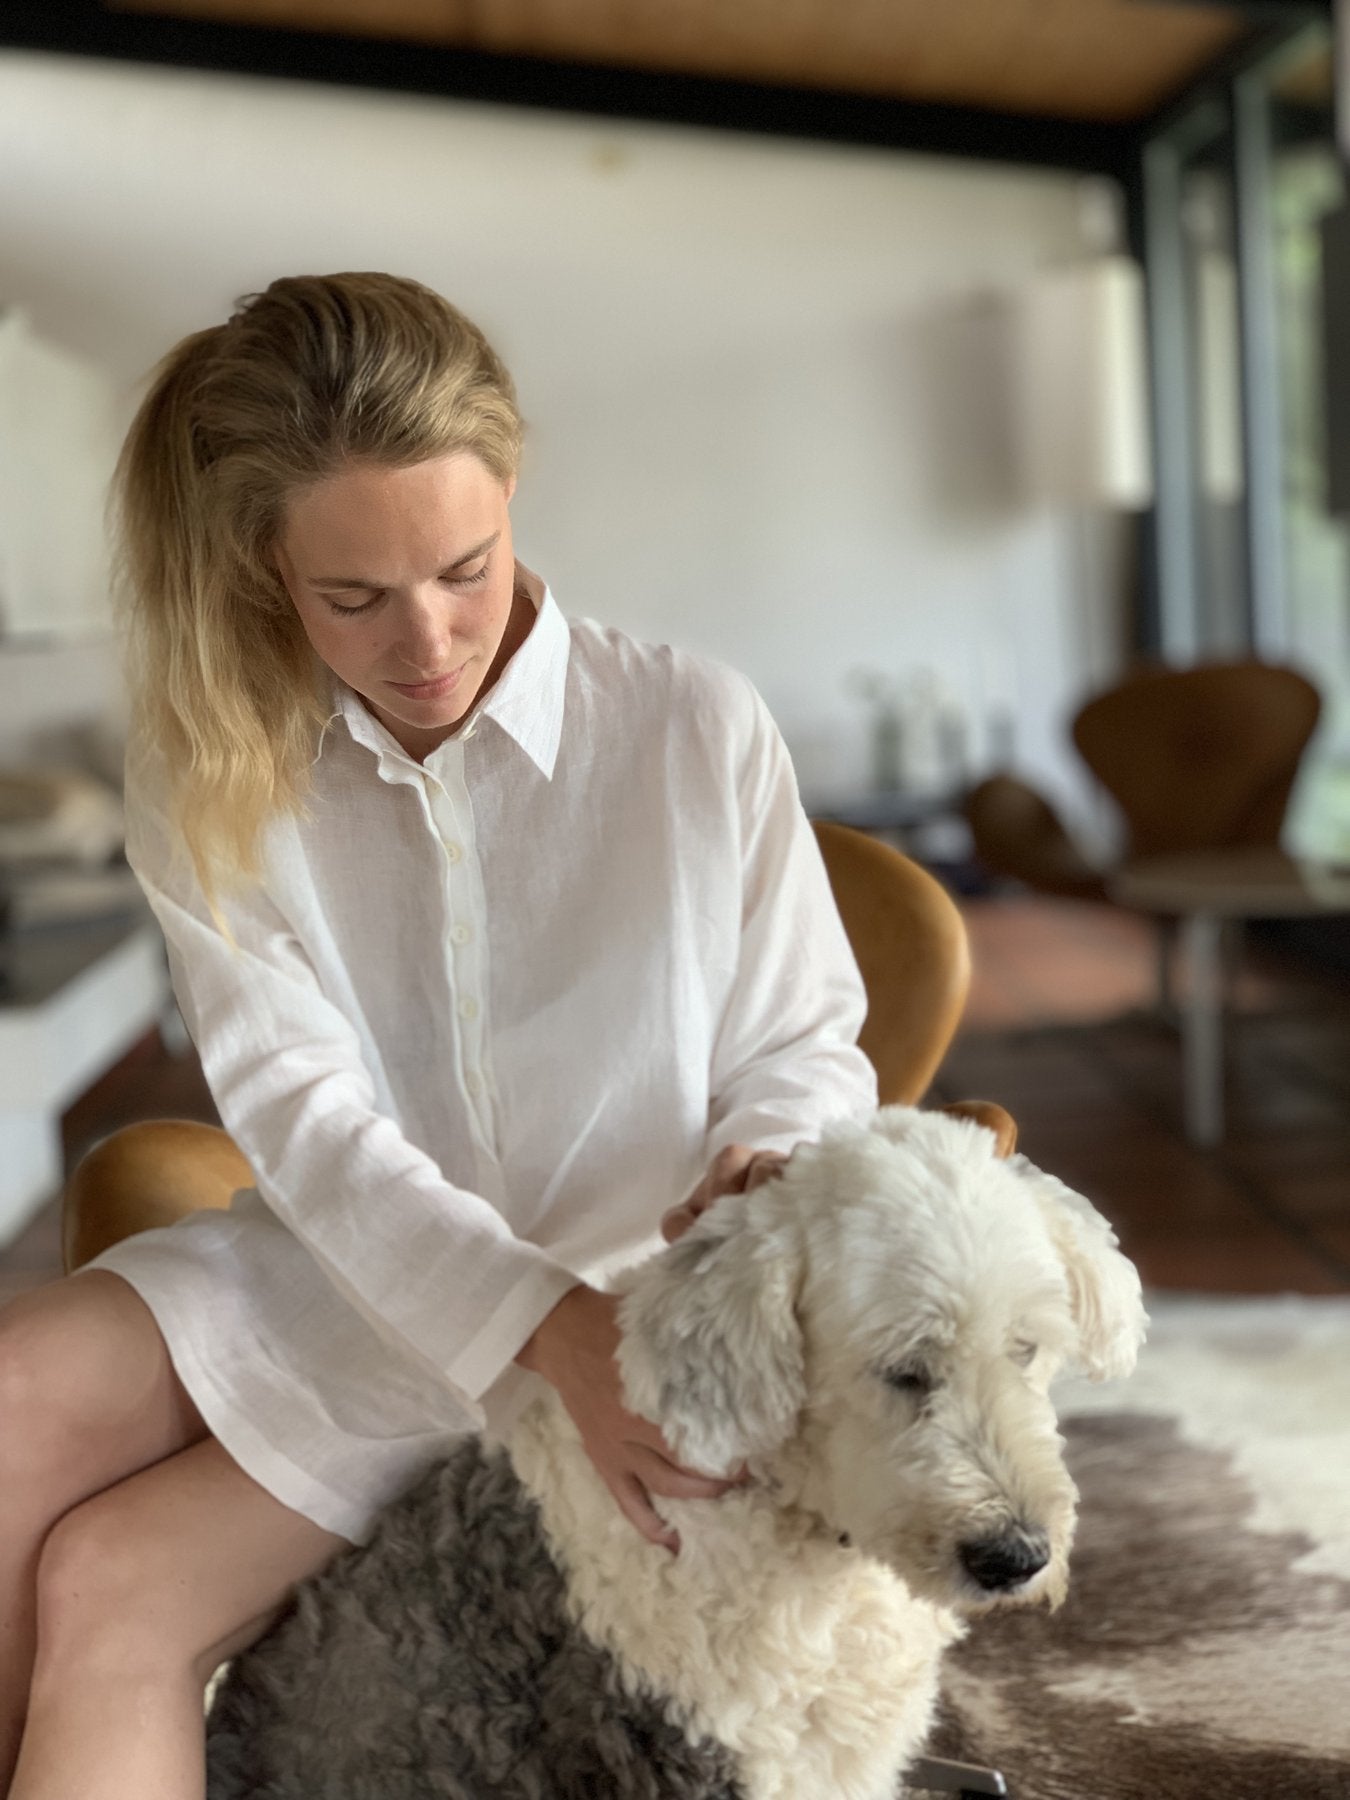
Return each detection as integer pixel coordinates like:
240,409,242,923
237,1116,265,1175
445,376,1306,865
0,912,171,1245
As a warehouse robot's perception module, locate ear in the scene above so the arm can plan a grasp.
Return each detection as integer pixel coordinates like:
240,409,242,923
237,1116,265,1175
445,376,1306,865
1012,1157,1148,1381
616,1194,806,1475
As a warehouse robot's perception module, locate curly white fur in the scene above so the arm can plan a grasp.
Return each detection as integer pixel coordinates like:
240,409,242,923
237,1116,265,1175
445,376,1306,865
512,1106,1148,1800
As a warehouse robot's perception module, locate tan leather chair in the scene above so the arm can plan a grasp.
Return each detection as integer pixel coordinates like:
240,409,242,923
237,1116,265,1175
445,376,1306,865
811,819,971,1106
964,659,1321,899
63,1118,254,1274
64,822,1009,1272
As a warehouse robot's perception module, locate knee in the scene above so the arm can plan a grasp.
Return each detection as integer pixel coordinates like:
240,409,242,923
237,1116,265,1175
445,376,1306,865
31,1487,292,1690
32,1498,182,1678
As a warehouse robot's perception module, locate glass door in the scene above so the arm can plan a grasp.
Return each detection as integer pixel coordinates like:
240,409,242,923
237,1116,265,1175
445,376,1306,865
1141,23,1350,858
1144,99,1252,660
1264,36,1350,856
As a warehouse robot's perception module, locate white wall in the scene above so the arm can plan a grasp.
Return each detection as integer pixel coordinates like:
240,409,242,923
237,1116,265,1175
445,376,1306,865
0,49,1116,822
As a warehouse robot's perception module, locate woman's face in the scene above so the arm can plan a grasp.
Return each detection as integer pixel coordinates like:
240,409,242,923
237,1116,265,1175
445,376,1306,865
276,452,528,761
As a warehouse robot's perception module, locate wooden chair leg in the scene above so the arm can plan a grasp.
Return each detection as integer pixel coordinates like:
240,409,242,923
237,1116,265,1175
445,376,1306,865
908,1753,1009,1796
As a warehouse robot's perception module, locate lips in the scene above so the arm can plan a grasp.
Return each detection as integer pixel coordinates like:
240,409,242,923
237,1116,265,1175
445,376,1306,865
388,666,464,700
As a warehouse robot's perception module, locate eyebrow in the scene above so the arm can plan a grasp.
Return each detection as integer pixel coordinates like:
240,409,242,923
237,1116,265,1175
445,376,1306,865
308,531,501,591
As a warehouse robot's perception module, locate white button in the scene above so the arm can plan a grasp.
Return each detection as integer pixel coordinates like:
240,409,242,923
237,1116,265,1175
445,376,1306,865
450,924,472,946
458,995,479,1022
444,840,463,864
466,1069,483,1095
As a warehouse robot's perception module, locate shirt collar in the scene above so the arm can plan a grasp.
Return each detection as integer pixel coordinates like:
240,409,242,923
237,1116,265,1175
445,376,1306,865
466,562,568,778
318,562,569,782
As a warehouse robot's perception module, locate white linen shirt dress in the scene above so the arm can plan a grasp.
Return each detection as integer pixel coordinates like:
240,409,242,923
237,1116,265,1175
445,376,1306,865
84,566,879,1545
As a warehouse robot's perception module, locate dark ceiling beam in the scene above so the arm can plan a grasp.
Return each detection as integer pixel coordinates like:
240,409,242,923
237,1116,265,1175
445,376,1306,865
2,2,1140,177
1139,0,1328,14
1141,13,1325,134
1180,1,1326,8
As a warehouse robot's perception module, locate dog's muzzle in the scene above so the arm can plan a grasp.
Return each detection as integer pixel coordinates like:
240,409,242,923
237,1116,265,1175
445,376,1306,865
958,1529,1050,1593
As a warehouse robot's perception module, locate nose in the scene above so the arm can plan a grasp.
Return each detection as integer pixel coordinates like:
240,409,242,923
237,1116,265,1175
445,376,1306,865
958,1530,1050,1592
396,590,455,668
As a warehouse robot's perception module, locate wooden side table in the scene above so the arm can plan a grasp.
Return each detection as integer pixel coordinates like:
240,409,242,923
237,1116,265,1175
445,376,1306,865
805,788,964,836
1109,848,1350,1147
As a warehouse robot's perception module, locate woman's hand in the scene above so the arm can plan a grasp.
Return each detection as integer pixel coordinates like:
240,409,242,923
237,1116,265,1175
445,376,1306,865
660,1143,789,1244
660,1111,1015,1249
515,1284,740,1553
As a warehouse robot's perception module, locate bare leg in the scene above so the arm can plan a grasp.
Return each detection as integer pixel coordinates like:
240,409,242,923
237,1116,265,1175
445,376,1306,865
1,1271,209,1789
13,1435,348,1800
0,1270,348,1798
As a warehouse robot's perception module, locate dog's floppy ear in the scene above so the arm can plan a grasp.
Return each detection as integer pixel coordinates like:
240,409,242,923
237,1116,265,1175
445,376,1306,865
1012,1157,1148,1381
616,1195,805,1475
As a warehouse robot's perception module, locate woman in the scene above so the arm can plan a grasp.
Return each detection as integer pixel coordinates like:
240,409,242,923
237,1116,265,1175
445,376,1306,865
0,272,880,1798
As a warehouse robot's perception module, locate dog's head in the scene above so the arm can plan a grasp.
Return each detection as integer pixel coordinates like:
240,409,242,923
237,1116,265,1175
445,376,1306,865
618,1106,1147,1612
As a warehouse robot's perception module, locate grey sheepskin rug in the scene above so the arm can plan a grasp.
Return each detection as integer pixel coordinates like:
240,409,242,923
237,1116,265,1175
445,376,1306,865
205,1436,742,1800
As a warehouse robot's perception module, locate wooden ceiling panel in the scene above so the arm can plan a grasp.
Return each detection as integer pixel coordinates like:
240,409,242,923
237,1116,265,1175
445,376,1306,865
108,0,1251,122
467,0,1248,121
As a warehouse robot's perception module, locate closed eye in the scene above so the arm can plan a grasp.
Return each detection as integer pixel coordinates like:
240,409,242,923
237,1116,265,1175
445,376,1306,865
1011,1340,1038,1369
882,1364,935,1398
324,591,385,616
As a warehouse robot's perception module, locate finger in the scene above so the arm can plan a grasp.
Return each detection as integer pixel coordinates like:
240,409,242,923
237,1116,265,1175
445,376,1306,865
619,1436,739,1497
710,1143,757,1183
706,1144,758,1199
660,1203,698,1244
646,1468,742,1502
663,1147,758,1241
612,1473,680,1554
743,1150,789,1191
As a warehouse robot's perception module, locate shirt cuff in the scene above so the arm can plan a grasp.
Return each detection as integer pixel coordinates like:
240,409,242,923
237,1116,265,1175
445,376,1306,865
445,1256,583,1401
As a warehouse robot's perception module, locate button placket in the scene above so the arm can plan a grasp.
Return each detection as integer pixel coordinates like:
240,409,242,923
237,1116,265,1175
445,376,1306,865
421,754,497,1151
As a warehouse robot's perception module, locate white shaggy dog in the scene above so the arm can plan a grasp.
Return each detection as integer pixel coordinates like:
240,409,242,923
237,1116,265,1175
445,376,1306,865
206,1107,1146,1800
521,1105,1146,1798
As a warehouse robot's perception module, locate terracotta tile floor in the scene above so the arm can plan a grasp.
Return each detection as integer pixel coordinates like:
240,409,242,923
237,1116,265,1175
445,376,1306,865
933,897,1350,1297
2,894,1348,1306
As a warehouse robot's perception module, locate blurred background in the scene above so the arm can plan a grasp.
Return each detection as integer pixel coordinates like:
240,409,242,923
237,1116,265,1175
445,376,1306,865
1,0,1347,1299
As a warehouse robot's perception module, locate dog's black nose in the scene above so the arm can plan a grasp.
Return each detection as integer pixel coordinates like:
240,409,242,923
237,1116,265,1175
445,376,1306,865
959,1532,1050,1592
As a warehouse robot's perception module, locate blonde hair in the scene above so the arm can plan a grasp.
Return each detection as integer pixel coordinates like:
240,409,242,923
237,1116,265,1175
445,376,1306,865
114,272,523,918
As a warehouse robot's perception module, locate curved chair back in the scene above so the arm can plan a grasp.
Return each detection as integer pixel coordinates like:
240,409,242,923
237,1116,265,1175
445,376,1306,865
810,820,970,1106
1072,660,1321,858
963,775,1109,902
64,1118,253,1273
64,824,973,1272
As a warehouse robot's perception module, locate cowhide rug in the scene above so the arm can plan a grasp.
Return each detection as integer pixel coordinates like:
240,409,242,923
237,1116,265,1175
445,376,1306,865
923,1293,1350,1800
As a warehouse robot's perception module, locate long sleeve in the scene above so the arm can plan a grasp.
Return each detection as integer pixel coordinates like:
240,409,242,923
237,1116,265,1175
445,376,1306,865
704,678,879,1160
124,756,579,1404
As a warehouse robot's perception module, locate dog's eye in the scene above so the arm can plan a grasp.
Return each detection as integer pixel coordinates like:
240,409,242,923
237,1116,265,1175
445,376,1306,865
1011,1340,1038,1369
882,1365,933,1398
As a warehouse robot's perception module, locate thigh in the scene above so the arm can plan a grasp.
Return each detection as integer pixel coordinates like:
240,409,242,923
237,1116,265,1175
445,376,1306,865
0,1269,208,1511
40,1434,352,1680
